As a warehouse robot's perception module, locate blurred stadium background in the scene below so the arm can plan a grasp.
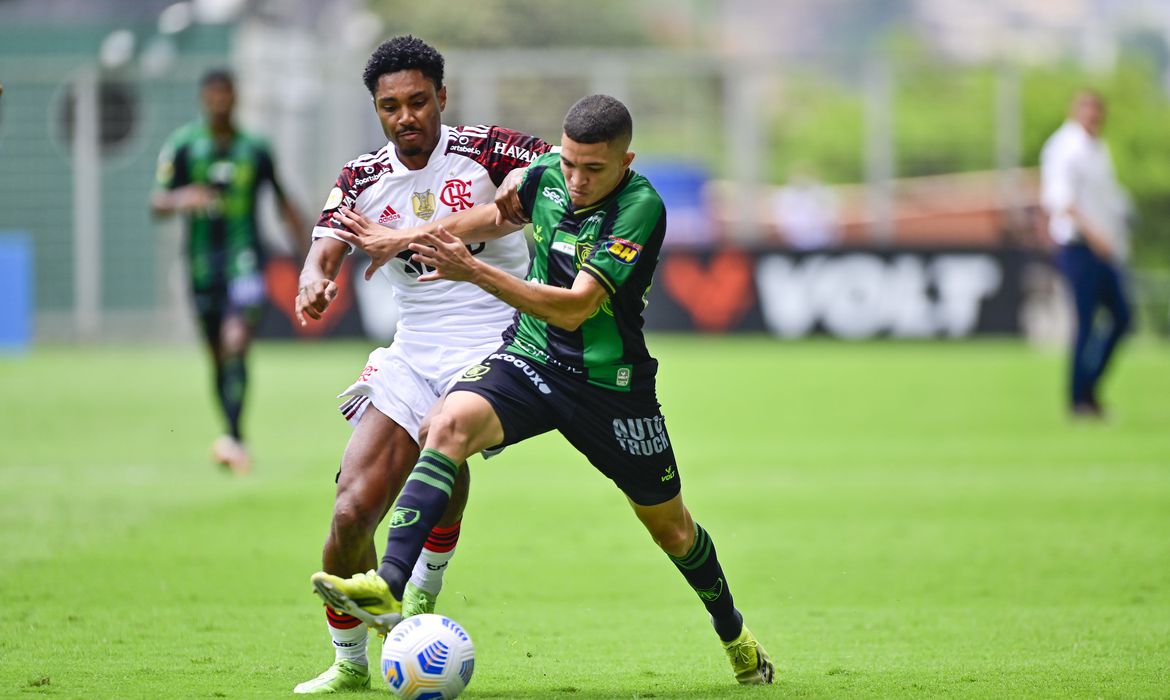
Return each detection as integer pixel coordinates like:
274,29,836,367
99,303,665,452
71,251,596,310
3,0,1170,347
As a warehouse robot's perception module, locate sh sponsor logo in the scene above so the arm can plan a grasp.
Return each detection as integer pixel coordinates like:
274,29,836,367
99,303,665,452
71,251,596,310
542,187,567,208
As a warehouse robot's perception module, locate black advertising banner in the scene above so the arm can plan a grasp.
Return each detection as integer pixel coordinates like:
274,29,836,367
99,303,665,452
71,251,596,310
647,247,1034,338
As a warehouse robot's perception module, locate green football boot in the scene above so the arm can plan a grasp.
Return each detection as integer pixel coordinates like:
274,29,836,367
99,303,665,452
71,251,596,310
310,570,403,635
401,581,438,618
292,659,370,694
723,625,775,684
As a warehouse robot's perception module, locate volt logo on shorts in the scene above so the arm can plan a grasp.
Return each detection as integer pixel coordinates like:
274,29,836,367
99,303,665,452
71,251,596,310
661,465,676,482
388,507,420,528
613,416,671,455
488,352,552,395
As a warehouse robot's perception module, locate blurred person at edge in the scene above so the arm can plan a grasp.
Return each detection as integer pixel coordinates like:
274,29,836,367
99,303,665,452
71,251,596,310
1040,90,1133,418
772,164,840,250
152,69,309,472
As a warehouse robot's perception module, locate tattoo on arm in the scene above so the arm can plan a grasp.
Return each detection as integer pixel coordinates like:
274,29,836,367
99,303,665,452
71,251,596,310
479,278,551,321
517,281,552,321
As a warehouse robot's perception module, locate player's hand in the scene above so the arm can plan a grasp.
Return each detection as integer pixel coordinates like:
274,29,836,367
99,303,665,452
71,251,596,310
494,167,529,226
295,279,339,325
410,227,477,282
331,207,414,280
176,185,217,212
1087,237,1116,262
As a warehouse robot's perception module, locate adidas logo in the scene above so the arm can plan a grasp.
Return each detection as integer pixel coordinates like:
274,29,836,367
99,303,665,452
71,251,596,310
378,204,401,224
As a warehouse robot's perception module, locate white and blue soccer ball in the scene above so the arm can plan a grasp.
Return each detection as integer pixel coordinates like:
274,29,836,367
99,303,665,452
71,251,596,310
381,614,475,700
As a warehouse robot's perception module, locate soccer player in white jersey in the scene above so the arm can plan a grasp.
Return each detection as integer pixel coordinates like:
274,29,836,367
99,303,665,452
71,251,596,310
292,36,551,694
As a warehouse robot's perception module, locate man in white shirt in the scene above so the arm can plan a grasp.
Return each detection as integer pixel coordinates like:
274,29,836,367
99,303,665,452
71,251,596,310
1040,90,1132,417
291,35,551,693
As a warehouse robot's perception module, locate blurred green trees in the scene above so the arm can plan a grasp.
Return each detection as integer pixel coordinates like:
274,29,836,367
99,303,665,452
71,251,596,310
370,0,654,48
769,58,1170,265
367,1,1170,265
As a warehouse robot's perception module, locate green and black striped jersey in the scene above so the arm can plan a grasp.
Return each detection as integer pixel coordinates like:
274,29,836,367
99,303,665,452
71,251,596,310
155,120,282,287
502,151,666,392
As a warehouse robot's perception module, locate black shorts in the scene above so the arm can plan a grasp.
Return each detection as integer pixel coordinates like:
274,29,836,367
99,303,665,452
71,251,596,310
453,350,680,506
192,272,266,342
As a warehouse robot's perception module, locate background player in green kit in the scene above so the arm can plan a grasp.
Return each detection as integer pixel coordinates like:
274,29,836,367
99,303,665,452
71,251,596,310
315,94,775,685
152,69,308,474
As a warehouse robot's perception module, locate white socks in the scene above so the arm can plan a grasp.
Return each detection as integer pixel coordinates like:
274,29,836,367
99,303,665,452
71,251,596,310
325,609,368,666
408,521,461,595
409,546,457,595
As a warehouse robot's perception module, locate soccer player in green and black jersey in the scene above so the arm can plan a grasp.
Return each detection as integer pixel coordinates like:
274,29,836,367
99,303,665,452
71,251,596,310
314,94,775,685
152,69,307,474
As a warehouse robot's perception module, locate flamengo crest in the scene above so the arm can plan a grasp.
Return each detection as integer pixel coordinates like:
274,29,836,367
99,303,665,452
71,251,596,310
440,178,475,212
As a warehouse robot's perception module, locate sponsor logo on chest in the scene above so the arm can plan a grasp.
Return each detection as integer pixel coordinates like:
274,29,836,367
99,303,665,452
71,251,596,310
542,187,567,208
378,204,401,224
208,160,235,187
353,166,386,187
449,135,483,157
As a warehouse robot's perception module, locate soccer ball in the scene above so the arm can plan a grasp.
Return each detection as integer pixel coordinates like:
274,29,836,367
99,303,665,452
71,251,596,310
381,614,475,700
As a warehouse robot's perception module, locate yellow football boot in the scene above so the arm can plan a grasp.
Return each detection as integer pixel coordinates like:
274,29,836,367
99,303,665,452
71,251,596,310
723,625,775,684
310,570,402,635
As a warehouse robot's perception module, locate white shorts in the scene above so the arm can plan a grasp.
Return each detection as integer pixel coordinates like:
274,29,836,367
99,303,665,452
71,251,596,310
337,337,500,444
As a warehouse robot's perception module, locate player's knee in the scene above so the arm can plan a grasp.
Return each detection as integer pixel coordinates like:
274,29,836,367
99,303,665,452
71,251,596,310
424,411,472,455
220,318,250,355
331,496,379,539
650,521,692,555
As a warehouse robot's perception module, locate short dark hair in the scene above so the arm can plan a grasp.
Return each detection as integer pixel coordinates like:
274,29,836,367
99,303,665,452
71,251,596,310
562,94,632,147
200,68,234,90
363,35,444,95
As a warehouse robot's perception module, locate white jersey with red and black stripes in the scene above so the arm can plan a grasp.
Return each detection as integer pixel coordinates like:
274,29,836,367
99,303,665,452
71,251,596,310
313,124,552,346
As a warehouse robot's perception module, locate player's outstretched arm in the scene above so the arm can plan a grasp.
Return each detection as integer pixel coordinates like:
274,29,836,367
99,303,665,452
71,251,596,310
410,227,608,331
150,185,216,217
296,237,347,326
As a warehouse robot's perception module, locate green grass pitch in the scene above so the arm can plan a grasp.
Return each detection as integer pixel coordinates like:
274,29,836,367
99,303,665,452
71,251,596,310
1,336,1168,698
